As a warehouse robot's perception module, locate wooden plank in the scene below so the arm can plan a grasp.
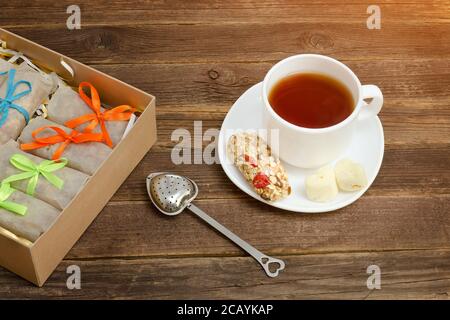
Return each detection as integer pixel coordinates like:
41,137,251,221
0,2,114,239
152,117,450,150
0,249,449,299
62,194,450,259
3,22,450,65
1,1,449,26
88,59,450,109
86,61,450,146
111,145,450,203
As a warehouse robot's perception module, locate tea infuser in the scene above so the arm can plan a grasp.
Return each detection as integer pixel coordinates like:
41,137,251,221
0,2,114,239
146,172,285,278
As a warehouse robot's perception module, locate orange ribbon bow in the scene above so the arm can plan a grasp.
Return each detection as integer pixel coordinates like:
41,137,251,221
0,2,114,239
64,82,136,147
20,126,104,160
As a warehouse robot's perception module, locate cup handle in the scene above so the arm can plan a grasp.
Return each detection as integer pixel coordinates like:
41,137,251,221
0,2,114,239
358,85,383,121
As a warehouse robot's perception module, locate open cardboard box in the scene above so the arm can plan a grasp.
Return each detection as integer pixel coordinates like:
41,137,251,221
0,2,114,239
0,28,157,286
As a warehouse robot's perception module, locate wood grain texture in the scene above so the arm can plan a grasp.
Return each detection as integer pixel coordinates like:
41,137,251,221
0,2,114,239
0,0,449,299
0,250,449,299
84,61,450,150
66,194,450,259
1,0,449,26
2,0,449,65
89,60,450,109
90,60,450,152
3,22,450,64
109,146,450,203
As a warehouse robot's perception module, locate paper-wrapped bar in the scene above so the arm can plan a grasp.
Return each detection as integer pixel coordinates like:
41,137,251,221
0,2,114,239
19,117,112,175
47,83,135,147
0,184,60,242
0,60,18,144
0,131,8,144
0,63,56,144
0,58,16,87
0,140,90,210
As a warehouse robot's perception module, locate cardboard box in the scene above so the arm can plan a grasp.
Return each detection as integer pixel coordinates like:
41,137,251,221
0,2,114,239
0,28,157,286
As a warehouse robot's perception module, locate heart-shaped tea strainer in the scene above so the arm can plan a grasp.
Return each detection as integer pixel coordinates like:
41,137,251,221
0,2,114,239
147,172,285,278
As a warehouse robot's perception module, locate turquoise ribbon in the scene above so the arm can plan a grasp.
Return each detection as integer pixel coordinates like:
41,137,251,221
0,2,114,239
0,69,32,128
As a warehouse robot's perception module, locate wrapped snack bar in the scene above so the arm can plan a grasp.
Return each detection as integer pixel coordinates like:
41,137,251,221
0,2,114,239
0,63,56,144
47,82,135,147
19,117,112,175
0,58,16,87
0,58,14,71
0,140,90,210
0,131,8,144
0,183,60,242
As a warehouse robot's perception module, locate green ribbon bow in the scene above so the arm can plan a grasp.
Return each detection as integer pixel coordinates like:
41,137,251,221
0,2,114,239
0,183,27,216
2,154,68,196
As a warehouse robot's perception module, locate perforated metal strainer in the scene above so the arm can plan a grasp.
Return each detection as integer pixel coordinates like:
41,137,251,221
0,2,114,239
147,173,198,215
146,172,285,278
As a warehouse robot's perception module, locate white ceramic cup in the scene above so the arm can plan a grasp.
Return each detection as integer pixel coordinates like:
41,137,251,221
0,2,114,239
262,54,383,168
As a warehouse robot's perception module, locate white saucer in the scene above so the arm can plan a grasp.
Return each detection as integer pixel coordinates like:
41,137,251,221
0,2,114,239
218,82,384,213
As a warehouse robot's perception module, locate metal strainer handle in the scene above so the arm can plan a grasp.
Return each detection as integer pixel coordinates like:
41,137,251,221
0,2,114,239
188,204,285,278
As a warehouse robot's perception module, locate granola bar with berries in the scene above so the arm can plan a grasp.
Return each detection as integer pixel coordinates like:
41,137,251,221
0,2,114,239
227,132,291,201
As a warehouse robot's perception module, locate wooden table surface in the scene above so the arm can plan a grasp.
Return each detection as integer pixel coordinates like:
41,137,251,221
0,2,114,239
0,0,449,299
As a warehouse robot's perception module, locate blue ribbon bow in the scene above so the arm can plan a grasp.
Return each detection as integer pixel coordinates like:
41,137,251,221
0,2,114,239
0,69,32,128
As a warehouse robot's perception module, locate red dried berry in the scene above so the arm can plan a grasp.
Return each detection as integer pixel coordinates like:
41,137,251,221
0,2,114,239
253,172,270,189
244,154,258,168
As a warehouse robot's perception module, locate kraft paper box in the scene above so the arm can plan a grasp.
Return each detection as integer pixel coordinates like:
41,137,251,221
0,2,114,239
0,28,157,286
